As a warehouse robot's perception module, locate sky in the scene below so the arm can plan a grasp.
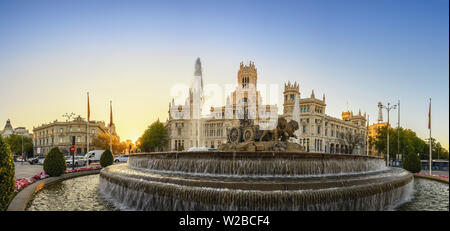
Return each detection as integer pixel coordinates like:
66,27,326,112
0,0,448,148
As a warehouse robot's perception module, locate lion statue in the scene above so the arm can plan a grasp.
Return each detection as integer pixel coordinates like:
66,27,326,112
259,117,299,142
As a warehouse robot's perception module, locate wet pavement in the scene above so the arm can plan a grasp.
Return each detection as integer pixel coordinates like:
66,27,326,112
14,162,43,179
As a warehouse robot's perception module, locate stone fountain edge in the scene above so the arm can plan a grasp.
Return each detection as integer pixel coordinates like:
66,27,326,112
6,169,101,211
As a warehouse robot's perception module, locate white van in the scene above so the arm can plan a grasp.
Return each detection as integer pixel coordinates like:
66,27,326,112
84,150,105,164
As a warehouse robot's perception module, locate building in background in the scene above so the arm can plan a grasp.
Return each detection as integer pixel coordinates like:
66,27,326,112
166,59,366,154
283,82,367,154
0,119,32,138
166,59,278,151
367,122,389,157
33,116,109,156
365,101,389,157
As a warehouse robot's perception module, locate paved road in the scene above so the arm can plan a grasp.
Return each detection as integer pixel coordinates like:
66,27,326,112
14,161,125,179
14,162,43,179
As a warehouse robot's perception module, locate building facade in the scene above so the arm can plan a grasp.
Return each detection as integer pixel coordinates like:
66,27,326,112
167,59,278,151
166,59,367,154
283,82,367,154
33,116,110,156
0,119,32,138
367,122,388,157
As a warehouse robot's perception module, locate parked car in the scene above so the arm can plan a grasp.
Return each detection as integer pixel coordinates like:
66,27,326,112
187,147,210,152
37,156,45,165
66,156,87,167
28,157,40,165
84,150,105,164
114,155,129,163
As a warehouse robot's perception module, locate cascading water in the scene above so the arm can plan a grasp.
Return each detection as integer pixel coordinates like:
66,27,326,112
98,152,413,211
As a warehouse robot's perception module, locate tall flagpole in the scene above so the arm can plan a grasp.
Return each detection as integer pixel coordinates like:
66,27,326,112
110,100,113,155
86,92,90,167
397,99,400,162
429,98,432,175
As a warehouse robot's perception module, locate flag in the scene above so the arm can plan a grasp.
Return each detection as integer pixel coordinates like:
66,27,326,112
110,101,113,126
87,93,90,121
428,99,431,129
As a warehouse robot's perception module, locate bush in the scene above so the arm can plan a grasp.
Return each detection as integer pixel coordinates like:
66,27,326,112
43,147,67,176
0,137,15,211
403,152,421,173
100,150,113,167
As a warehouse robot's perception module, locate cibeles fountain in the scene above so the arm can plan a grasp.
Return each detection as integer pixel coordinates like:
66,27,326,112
99,119,413,211
98,59,413,211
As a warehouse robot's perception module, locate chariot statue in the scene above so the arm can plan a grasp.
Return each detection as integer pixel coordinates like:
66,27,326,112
221,109,303,152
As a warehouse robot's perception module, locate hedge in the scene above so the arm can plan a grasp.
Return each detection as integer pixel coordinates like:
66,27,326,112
403,152,421,173
100,149,113,167
43,147,67,176
0,136,15,211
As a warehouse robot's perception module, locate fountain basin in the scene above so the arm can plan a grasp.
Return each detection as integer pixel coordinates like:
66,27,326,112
99,152,413,211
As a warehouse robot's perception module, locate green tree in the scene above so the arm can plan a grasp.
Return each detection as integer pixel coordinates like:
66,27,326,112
4,134,33,158
403,152,421,173
0,136,15,211
374,126,427,161
92,132,127,154
138,120,168,152
424,138,449,160
43,147,67,176
100,149,113,167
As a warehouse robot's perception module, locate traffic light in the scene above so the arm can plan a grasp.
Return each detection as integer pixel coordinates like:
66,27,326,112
72,136,75,145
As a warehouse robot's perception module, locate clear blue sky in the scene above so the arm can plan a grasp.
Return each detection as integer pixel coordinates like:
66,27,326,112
0,0,448,148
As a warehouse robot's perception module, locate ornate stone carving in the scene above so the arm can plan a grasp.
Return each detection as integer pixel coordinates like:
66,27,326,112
220,111,303,152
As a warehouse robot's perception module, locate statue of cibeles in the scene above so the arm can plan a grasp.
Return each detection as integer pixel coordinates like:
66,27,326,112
222,114,302,152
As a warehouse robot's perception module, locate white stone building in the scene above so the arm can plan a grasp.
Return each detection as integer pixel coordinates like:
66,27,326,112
166,59,367,154
166,59,278,151
283,82,367,154
0,119,32,138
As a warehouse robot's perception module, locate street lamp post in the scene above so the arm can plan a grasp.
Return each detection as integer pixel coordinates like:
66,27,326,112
21,135,24,165
397,100,400,163
381,102,397,167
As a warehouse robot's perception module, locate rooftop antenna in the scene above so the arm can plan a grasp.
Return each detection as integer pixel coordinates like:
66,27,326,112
377,102,383,123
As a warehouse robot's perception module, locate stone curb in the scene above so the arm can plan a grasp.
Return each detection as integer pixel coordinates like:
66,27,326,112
6,169,101,211
413,173,449,184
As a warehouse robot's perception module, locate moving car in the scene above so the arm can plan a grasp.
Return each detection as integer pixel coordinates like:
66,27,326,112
114,155,129,163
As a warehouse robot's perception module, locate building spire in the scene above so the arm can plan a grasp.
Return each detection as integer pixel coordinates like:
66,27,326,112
194,57,203,90
194,57,202,76
311,90,315,99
